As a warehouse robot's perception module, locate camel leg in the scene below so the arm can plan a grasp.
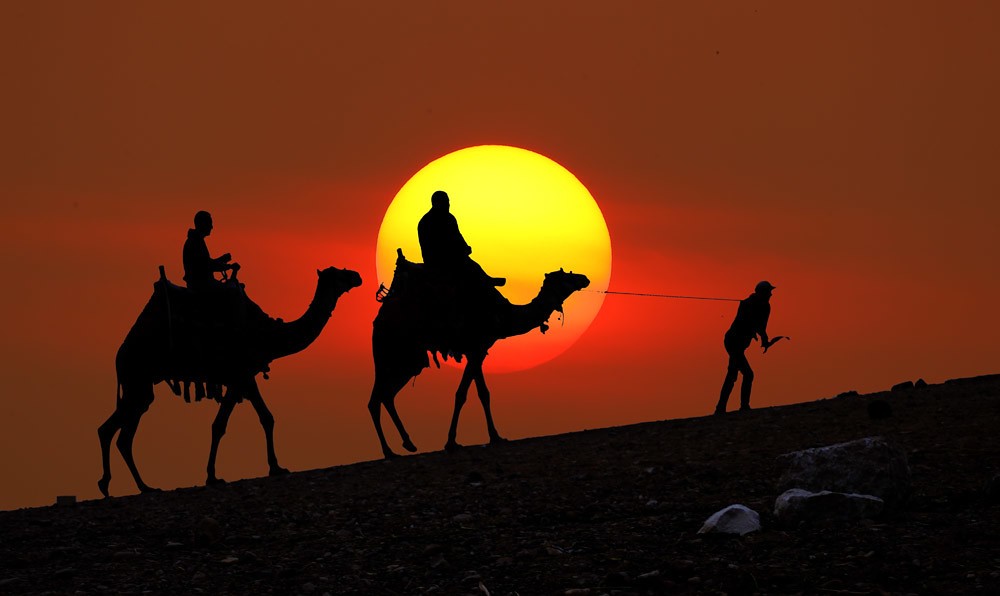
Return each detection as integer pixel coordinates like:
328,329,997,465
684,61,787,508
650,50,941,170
368,370,416,459
384,397,417,453
97,408,122,497
367,393,395,459
245,380,288,476
115,383,159,494
445,362,477,451
206,398,237,486
473,364,506,444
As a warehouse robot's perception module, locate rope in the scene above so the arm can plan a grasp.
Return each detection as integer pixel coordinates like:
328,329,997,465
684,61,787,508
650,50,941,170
587,289,741,302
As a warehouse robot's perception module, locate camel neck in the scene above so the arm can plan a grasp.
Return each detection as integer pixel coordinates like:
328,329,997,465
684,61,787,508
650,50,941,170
499,289,564,340
266,282,339,361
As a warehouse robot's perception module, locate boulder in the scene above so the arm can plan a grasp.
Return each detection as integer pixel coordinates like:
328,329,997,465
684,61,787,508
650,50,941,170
774,488,883,524
697,504,761,536
891,381,914,392
776,436,911,507
914,378,928,388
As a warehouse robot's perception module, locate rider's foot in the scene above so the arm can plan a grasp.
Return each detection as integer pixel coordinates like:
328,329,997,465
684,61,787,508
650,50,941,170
490,277,506,287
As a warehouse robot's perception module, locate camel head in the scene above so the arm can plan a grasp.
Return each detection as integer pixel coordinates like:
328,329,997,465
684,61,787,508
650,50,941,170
317,266,363,302
541,268,590,313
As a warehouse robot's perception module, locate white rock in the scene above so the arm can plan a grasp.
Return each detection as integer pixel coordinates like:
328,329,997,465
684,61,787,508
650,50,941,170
698,504,761,536
774,488,883,524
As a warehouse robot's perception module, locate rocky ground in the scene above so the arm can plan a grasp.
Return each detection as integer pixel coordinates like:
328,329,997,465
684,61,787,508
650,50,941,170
1,375,999,595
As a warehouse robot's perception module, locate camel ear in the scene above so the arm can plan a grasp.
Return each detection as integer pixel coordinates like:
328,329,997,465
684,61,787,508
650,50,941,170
560,267,565,273
317,269,321,276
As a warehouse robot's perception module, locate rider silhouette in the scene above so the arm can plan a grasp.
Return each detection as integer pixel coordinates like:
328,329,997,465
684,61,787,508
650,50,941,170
183,211,238,290
715,280,779,415
417,191,504,288
181,210,241,400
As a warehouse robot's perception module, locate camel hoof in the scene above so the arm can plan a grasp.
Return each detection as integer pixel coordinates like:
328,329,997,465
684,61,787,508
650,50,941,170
402,439,418,453
383,451,399,460
97,478,110,498
445,441,463,452
269,466,290,477
206,476,227,486
139,485,161,494
489,436,508,445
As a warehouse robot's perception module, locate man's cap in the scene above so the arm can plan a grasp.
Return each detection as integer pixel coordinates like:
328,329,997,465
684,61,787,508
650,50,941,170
755,280,776,293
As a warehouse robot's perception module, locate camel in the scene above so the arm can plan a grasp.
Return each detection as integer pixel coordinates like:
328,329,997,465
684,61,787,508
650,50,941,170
98,265,362,497
368,249,589,458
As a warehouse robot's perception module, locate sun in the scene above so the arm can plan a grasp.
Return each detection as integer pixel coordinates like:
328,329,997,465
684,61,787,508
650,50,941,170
376,145,612,373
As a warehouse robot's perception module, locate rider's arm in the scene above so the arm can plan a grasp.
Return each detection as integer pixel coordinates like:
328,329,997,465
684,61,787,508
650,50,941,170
210,252,232,271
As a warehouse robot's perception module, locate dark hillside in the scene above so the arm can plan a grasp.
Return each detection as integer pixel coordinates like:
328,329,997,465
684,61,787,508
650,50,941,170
2,376,998,595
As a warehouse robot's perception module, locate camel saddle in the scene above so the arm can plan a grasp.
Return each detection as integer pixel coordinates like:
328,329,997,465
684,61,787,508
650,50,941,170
375,250,506,364
131,270,277,400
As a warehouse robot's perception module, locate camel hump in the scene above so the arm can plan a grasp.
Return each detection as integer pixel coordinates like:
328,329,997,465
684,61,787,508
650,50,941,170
392,249,424,278
150,267,273,332
395,248,420,268
154,267,186,293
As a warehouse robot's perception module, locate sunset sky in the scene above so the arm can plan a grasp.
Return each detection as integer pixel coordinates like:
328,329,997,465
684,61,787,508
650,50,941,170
2,1,998,510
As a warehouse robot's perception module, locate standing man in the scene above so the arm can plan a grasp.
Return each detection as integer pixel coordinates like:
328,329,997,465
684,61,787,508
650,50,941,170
183,210,237,290
715,280,782,415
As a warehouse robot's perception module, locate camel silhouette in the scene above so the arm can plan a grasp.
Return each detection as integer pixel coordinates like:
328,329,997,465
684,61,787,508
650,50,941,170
98,265,362,497
368,249,589,458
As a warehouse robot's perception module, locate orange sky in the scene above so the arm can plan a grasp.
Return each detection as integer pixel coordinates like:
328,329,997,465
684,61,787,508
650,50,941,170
2,1,999,510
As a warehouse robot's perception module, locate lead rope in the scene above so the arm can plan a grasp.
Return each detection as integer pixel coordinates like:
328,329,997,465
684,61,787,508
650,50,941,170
586,289,741,302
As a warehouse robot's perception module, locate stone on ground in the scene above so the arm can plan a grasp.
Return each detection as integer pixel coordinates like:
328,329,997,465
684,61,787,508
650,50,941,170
698,504,761,536
774,488,884,524
776,436,911,507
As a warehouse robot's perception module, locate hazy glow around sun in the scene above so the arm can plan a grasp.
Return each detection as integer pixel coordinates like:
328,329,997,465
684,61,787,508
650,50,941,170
376,145,612,373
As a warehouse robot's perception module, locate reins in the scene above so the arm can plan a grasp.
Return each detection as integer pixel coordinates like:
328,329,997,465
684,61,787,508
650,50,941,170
586,289,741,302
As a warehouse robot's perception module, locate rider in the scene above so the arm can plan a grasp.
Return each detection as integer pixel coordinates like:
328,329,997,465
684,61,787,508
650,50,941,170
417,190,504,289
181,210,240,400
183,210,238,290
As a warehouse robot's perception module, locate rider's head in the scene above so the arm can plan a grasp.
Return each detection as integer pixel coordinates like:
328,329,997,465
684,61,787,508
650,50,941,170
431,190,450,210
194,211,213,236
754,280,776,297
